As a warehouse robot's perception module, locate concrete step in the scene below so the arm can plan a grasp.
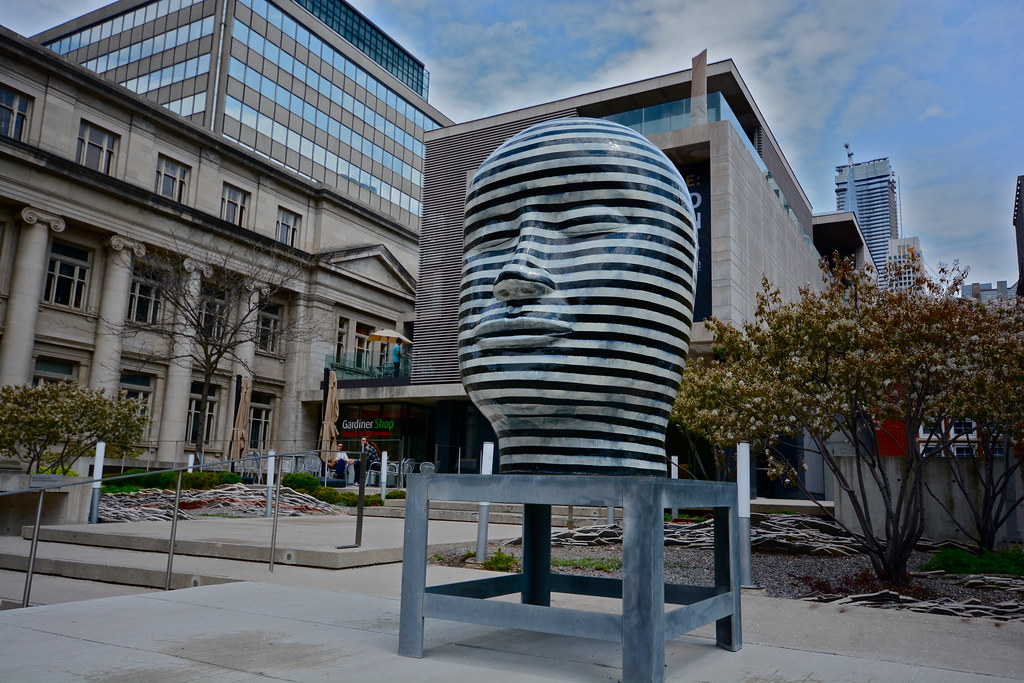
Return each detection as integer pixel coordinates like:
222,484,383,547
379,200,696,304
0,549,236,590
21,525,377,569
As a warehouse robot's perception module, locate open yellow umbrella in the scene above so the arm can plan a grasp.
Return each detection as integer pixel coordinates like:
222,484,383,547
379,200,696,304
318,370,339,462
228,376,252,461
365,328,412,344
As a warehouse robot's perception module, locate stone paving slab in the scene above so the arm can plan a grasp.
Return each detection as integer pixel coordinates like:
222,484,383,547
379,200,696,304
0,579,1021,682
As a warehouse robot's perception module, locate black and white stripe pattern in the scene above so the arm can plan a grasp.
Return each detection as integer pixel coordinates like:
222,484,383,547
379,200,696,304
458,118,697,475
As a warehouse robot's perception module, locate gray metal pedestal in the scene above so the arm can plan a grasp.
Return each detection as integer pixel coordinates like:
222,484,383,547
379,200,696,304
399,474,741,683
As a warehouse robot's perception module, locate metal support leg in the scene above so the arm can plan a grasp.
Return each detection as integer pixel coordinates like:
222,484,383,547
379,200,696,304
522,503,551,606
622,479,664,683
398,475,429,658
713,506,742,651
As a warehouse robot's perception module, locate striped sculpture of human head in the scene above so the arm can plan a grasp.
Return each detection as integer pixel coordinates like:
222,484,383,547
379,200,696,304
458,117,698,476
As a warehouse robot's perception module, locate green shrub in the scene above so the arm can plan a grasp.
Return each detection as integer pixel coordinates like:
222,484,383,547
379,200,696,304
100,469,239,491
114,468,176,489
180,471,242,490
38,464,80,477
281,472,320,493
385,489,406,499
335,491,385,507
311,486,342,505
101,484,142,494
551,557,622,572
920,546,1024,576
480,550,518,572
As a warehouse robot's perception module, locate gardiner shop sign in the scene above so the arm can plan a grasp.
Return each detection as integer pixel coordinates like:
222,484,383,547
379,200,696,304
341,418,396,436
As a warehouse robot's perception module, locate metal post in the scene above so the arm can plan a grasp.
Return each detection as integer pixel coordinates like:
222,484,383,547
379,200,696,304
164,471,183,591
607,505,616,525
522,503,551,606
89,441,106,524
21,490,45,608
265,450,276,517
622,478,663,682
475,442,494,562
269,459,283,572
380,451,388,498
354,451,366,546
737,442,753,587
669,454,679,521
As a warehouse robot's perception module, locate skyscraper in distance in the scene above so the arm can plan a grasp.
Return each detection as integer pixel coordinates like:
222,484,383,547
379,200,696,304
835,146,899,284
1014,175,1023,296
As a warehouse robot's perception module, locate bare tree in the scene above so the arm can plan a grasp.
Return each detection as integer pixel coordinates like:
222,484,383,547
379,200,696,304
119,236,320,463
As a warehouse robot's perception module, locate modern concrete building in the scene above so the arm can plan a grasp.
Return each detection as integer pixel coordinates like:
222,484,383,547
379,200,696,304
339,53,866,496
0,0,449,471
887,236,924,292
834,151,899,285
962,281,1013,302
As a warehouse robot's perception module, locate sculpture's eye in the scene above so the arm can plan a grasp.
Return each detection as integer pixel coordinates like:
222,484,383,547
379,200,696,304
559,205,630,238
465,224,518,255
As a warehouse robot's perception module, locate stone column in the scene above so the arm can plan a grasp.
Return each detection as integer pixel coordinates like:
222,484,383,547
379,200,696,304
0,207,65,386
279,296,307,450
90,236,145,395
231,284,260,377
156,258,207,464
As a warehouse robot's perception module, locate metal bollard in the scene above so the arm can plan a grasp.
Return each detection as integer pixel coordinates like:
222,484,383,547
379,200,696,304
21,490,46,608
164,471,183,590
90,442,105,524
265,450,276,517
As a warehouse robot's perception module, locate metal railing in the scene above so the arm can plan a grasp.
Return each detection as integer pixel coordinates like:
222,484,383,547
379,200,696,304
325,352,412,380
0,448,377,608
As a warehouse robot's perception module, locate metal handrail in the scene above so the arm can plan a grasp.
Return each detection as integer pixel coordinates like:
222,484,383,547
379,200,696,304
1,448,369,608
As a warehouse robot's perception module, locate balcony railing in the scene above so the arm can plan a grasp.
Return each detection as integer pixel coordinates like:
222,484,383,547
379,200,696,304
326,353,411,380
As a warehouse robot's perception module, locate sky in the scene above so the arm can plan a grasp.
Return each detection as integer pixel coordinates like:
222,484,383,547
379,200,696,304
3,0,1021,287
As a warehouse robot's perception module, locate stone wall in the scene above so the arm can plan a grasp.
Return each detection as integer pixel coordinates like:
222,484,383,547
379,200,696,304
833,456,1024,547
0,473,92,535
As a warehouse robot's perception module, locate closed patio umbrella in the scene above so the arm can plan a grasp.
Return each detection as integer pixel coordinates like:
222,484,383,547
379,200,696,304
228,376,252,462
318,370,339,462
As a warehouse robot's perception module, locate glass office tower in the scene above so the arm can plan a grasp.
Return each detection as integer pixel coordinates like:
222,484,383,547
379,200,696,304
35,0,446,228
834,157,899,284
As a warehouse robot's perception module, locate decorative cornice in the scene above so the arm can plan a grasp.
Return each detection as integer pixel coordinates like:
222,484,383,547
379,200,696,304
20,207,65,232
109,235,146,257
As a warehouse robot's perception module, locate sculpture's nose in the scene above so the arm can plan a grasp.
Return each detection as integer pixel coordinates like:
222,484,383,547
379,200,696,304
492,216,556,303
493,265,554,303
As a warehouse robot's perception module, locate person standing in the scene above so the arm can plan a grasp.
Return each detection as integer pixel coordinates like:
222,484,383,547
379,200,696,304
391,341,403,376
360,436,380,483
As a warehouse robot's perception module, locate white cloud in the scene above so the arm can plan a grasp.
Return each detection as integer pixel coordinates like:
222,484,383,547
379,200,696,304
3,0,1019,285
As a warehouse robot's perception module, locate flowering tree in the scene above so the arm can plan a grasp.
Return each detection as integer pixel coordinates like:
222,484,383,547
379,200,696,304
0,383,149,474
936,296,1024,551
672,257,984,585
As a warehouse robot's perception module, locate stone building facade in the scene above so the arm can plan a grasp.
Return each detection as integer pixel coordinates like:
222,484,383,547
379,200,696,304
0,25,444,469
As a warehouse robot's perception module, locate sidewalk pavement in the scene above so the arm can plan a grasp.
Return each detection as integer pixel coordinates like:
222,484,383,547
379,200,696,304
0,515,1021,682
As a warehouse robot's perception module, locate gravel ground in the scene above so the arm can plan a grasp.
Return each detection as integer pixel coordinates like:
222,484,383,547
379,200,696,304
432,543,1015,606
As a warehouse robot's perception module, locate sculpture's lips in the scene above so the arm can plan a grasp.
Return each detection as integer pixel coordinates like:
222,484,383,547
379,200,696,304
472,316,571,348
